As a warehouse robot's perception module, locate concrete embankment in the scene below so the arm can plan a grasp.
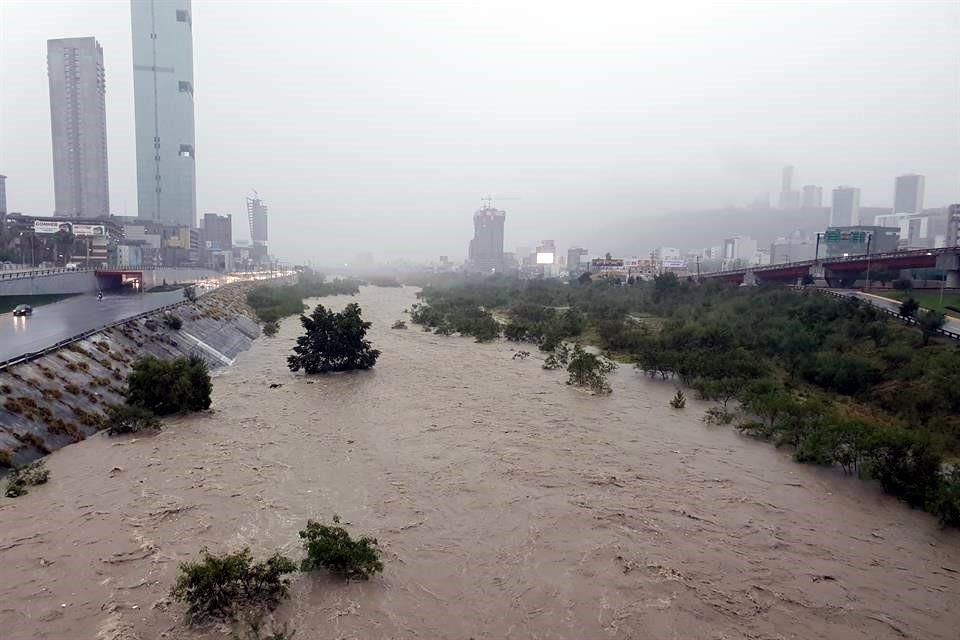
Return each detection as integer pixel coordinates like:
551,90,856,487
0,282,264,470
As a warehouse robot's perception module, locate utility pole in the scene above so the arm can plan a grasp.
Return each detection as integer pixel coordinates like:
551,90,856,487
864,233,872,292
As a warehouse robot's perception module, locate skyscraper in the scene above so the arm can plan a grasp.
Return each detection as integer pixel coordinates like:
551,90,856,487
467,200,506,272
131,0,197,227
778,165,800,209
47,37,109,218
0,175,6,215
801,185,823,208
893,174,925,214
830,186,861,226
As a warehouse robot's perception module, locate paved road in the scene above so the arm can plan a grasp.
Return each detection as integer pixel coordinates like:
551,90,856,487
0,290,190,363
834,289,960,334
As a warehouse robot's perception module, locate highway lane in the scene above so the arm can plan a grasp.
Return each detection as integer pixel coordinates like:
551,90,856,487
0,290,190,363
835,290,960,335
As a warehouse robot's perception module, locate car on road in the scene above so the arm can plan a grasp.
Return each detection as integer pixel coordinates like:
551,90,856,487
12,304,33,317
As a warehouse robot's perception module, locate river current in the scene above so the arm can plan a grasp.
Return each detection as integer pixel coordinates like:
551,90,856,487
1,286,957,639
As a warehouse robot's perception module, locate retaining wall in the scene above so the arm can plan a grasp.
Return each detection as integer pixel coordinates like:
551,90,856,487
0,282,262,470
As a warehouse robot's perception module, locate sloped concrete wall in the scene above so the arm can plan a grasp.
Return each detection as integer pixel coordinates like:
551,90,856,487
0,282,261,470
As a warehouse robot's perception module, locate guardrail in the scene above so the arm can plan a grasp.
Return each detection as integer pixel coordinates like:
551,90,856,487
818,288,960,341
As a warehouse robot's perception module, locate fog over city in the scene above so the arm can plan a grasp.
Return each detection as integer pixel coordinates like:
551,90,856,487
2,0,958,263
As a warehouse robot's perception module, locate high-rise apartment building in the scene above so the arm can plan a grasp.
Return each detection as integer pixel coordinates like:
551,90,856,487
830,186,860,227
131,0,197,227
778,165,800,209
893,174,925,214
801,185,823,209
467,201,506,272
201,213,232,250
47,37,109,218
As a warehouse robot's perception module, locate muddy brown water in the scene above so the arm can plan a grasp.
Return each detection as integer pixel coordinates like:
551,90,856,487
1,286,958,640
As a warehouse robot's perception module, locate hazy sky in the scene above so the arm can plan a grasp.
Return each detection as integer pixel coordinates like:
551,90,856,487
2,1,958,263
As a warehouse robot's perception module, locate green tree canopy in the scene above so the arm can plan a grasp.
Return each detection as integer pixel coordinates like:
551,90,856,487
287,302,381,374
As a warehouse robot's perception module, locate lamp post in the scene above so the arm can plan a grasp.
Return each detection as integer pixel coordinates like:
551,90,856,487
864,232,873,292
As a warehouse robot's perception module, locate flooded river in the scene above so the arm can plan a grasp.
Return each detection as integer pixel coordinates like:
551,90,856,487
1,286,958,639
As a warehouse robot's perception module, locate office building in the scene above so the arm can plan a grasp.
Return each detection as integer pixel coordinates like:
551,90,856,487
947,204,960,247
201,213,232,251
467,201,506,272
246,195,268,261
47,37,110,218
131,0,197,227
830,186,860,227
567,247,589,272
893,174,924,214
801,185,823,209
778,165,800,210
0,175,6,215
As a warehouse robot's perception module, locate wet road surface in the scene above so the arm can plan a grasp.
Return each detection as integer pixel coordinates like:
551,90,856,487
0,290,197,362
0,286,958,639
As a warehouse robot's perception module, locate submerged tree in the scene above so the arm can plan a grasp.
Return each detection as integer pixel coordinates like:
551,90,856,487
287,303,380,374
565,343,616,393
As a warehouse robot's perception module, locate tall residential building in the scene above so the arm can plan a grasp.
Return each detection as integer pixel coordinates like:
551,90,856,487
830,186,860,227
893,174,925,214
131,0,197,227
801,185,823,208
0,175,6,215
467,201,506,272
47,37,109,218
778,165,800,209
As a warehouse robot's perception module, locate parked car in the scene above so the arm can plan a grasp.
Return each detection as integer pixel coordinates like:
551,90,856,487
12,304,33,316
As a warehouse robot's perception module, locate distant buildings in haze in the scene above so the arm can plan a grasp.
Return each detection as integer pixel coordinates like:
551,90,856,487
801,185,823,209
893,174,925,214
246,195,268,260
47,37,110,218
830,186,861,227
778,166,800,210
0,175,6,215
131,0,197,227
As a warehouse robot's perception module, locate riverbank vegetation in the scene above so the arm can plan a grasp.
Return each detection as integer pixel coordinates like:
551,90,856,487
246,270,361,324
287,303,380,374
4,460,49,497
126,355,212,416
412,274,960,525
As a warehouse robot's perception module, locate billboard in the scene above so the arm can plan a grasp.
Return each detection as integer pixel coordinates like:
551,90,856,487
536,252,555,265
661,259,688,269
32,221,105,236
590,258,624,268
72,224,106,237
33,220,72,234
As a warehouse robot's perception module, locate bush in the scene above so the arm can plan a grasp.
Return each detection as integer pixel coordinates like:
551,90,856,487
262,321,279,337
391,320,407,329
183,285,198,302
170,548,297,624
288,303,380,374
566,343,616,393
669,390,686,409
931,470,960,527
299,516,383,579
105,403,161,435
164,313,183,330
5,460,49,498
703,407,734,425
899,297,919,318
126,355,212,415
870,432,943,508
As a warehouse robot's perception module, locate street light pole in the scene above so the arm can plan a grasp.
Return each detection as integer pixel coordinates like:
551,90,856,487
864,233,872,292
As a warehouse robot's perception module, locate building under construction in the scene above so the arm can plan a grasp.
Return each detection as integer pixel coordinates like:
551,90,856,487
246,193,268,262
467,199,505,273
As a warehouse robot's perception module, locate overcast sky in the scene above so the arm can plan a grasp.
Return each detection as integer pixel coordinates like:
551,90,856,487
2,1,958,263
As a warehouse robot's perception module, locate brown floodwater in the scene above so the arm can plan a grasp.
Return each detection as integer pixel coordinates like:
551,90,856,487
1,286,958,640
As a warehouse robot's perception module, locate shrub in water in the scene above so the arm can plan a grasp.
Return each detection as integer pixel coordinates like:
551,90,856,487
391,320,407,329
105,403,161,435
566,343,616,393
5,460,49,498
170,548,297,624
669,389,686,409
299,516,383,579
126,355,212,415
262,321,279,337
164,313,184,330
